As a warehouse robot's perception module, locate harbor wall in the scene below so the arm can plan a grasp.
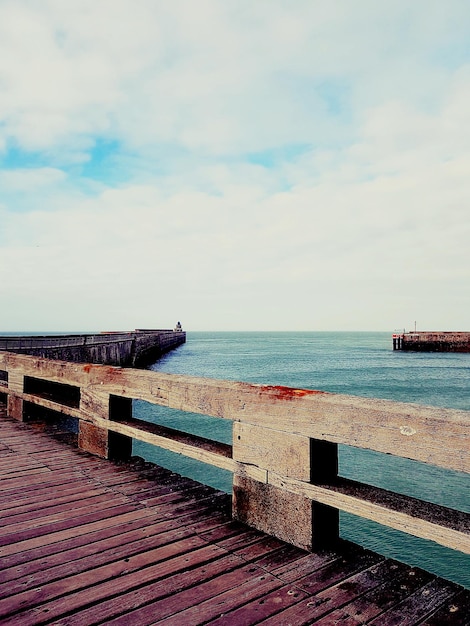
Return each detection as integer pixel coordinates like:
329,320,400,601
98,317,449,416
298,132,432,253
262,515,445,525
0,329,186,367
393,331,470,352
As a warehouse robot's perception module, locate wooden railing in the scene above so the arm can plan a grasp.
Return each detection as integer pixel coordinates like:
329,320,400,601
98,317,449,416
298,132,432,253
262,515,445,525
0,351,468,556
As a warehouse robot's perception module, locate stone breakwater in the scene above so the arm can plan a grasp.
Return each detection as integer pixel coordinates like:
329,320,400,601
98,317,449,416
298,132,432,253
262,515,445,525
393,331,470,352
0,329,186,367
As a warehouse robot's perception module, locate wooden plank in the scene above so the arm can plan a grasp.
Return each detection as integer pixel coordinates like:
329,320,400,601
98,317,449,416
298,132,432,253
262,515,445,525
0,501,141,548
0,507,156,559
421,590,470,625
12,391,82,420
90,414,236,472
1,434,75,449
199,523,263,549
0,533,206,608
0,352,89,386
205,583,309,626
294,546,384,596
0,524,211,599
118,477,197,499
2,352,469,473
152,491,230,521
268,549,344,582
0,486,113,517
0,466,49,479
141,484,220,509
0,464,45,477
0,470,80,492
117,372,469,473
268,546,341,583
52,554,247,626
259,559,410,625
229,535,288,562
1,543,230,625
62,538,292,626
0,508,183,574
309,568,434,625
0,492,129,529
115,416,232,458
367,578,461,626
233,422,311,480
0,481,101,509
0,508,223,585
0,458,43,470
6,370,23,394
146,566,292,625
268,473,470,554
84,368,469,474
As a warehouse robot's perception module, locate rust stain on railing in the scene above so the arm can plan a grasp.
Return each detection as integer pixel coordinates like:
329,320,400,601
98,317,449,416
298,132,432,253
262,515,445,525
257,385,328,400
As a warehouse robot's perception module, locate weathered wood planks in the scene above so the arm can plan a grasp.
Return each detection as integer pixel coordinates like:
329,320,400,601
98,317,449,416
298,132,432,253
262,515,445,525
0,408,468,625
1,351,468,472
1,351,469,561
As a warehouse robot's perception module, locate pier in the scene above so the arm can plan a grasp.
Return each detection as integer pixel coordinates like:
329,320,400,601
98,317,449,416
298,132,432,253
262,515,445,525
0,351,469,623
393,331,470,352
0,329,186,367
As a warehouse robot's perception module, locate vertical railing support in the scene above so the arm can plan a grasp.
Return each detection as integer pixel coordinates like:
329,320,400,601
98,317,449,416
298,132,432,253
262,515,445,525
7,371,24,421
79,390,132,460
232,423,339,551
79,388,110,458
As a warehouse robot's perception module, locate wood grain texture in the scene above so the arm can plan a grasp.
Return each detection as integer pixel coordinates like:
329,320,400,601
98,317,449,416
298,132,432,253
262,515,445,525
268,473,470,554
1,351,468,558
1,352,467,472
233,422,311,480
0,405,467,626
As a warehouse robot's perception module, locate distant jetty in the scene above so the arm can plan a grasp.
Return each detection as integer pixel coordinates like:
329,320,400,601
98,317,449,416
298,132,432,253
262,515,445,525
393,331,470,352
0,328,186,367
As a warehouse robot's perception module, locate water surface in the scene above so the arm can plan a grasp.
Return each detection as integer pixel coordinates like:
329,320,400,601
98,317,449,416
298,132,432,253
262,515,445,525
133,331,470,587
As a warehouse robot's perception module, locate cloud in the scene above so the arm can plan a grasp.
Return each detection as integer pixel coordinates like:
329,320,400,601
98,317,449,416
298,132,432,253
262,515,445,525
0,1,469,330
2,0,463,157
0,167,66,191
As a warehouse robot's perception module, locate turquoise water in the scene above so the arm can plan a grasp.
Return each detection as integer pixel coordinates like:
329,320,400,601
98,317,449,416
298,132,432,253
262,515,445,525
133,331,470,588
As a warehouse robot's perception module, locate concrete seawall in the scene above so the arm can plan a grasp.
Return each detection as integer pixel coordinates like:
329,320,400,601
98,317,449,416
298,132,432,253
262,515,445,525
0,329,186,367
393,331,470,352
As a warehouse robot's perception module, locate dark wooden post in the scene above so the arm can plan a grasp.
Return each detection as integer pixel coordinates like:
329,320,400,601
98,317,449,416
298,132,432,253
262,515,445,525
232,423,339,551
310,439,339,548
109,395,133,461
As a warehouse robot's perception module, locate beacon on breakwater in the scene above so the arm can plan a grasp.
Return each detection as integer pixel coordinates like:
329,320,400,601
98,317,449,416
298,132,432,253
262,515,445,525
393,331,470,352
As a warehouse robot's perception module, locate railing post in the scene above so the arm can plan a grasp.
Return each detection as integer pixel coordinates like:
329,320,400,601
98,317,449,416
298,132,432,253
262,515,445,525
232,423,339,551
79,390,132,460
7,371,25,421
310,439,340,547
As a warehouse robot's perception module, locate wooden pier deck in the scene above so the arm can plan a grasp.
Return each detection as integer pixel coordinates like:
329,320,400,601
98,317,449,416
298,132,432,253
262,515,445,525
0,406,468,625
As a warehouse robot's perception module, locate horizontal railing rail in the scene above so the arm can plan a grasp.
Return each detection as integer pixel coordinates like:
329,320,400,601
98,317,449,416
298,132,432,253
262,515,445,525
0,350,468,556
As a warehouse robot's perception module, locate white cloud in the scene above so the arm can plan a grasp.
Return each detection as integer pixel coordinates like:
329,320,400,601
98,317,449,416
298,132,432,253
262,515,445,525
0,167,66,191
0,1,469,330
1,0,465,156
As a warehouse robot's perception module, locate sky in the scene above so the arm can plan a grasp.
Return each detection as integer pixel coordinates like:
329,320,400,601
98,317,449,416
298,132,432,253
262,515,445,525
0,1,469,332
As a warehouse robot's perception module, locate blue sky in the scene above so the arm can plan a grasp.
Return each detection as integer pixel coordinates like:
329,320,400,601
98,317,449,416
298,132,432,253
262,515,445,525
1,1,469,331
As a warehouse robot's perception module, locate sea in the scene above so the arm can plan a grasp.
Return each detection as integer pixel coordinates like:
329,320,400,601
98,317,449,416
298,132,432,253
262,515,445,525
132,331,470,589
